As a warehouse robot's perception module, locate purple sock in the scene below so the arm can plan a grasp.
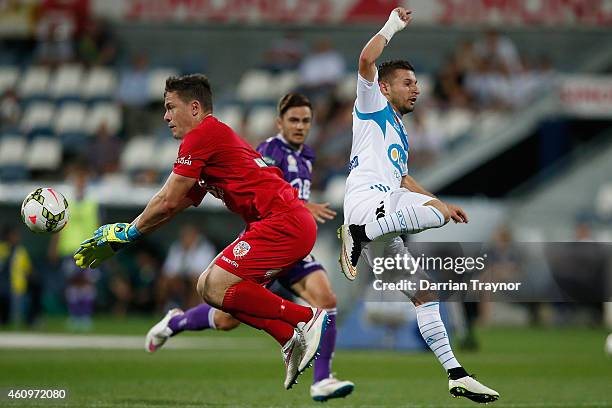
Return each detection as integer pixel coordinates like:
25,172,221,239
168,303,215,335
313,310,336,383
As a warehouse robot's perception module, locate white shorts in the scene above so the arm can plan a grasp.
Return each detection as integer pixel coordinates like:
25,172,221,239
353,188,434,270
345,188,434,226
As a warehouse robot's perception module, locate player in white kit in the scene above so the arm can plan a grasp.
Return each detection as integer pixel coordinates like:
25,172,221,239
338,7,499,404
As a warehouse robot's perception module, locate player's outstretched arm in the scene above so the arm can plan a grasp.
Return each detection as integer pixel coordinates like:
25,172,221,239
75,173,198,269
359,7,412,82
132,172,198,234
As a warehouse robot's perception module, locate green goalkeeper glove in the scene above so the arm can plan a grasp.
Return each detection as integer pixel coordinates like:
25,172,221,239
92,222,142,246
74,223,142,269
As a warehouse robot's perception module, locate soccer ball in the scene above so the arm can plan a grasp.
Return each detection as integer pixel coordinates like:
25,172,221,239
21,188,70,233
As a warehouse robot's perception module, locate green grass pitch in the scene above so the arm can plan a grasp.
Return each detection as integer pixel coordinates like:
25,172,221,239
0,321,611,407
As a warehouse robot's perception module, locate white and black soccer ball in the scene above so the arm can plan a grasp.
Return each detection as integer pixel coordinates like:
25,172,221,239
21,188,70,233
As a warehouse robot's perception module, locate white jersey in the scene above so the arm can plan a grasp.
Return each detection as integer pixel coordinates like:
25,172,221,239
344,71,410,224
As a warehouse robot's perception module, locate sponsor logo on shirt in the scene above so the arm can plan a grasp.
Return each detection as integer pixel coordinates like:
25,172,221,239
232,241,251,259
221,255,239,268
176,155,192,166
387,144,407,179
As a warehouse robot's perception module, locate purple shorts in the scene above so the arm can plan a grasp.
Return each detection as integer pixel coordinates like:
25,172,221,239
274,253,324,291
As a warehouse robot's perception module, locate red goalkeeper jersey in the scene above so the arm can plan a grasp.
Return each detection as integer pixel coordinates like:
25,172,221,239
173,116,302,223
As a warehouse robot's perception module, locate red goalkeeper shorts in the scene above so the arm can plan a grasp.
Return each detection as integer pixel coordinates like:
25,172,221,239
215,205,317,284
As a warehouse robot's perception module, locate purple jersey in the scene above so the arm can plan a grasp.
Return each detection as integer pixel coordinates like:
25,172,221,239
256,134,315,202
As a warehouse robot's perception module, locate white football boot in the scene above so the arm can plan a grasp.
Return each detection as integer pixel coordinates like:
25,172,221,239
310,375,355,402
145,308,183,353
296,308,329,372
449,375,500,403
337,225,361,281
282,330,306,390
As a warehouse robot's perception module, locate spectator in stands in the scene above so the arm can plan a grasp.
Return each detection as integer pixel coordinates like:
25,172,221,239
0,225,33,326
86,123,122,177
433,57,471,109
0,88,21,133
403,109,445,169
33,0,90,65
298,38,346,98
157,225,216,310
116,53,152,134
48,163,100,330
77,18,117,67
263,30,306,72
474,29,522,73
310,100,353,189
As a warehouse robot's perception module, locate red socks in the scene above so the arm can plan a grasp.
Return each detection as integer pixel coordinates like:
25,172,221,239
221,280,313,327
232,312,294,345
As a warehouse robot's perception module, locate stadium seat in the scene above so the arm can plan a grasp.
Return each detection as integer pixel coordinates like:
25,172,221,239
26,137,62,171
148,68,180,102
0,135,28,180
154,139,181,171
81,67,118,101
245,106,276,141
49,64,84,101
441,108,473,143
272,71,299,98
54,102,87,136
236,70,275,101
322,174,348,208
215,105,243,130
336,74,358,102
18,66,51,101
20,102,55,137
85,103,122,136
0,65,19,94
120,136,156,172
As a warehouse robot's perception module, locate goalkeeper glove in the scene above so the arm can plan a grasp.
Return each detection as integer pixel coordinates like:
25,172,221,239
74,239,117,269
74,223,142,269
93,222,142,247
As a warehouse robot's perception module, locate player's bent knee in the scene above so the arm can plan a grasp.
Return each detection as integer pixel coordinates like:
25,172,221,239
215,312,240,331
196,272,210,302
315,291,337,310
425,200,450,224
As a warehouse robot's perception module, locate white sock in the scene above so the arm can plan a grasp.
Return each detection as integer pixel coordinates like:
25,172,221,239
364,205,444,240
208,307,217,330
415,302,460,370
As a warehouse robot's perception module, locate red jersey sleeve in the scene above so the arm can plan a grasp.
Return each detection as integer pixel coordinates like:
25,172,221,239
186,182,207,207
172,128,209,179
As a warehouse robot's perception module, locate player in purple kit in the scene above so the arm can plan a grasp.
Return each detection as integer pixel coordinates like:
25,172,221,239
145,93,354,402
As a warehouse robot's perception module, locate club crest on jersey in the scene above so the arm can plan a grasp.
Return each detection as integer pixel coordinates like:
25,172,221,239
387,144,407,179
176,155,192,166
233,241,251,258
287,155,298,172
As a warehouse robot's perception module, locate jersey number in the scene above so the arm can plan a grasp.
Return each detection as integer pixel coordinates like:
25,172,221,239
290,178,310,201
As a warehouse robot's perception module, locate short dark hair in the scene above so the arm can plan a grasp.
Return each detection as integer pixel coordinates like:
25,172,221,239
277,93,312,117
377,60,415,83
165,74,213,112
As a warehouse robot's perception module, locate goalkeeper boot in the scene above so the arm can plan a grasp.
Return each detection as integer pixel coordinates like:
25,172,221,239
296,308,329,373
449,373,499,403
282,330,305,390
145,308,183,353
